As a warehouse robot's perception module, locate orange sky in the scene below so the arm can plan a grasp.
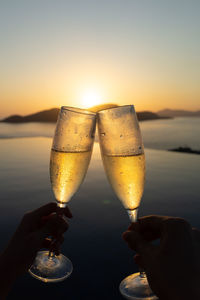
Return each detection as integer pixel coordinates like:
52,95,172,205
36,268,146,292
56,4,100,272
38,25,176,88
0,1,200,118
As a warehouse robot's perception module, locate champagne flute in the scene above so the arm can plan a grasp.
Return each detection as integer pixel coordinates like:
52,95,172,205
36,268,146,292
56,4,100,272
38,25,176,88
98,105,158,299
29,106,96,282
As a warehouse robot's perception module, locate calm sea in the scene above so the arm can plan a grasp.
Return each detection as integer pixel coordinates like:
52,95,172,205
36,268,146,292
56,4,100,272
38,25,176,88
0,117,200,150
0,117,199,299
140,117,200,150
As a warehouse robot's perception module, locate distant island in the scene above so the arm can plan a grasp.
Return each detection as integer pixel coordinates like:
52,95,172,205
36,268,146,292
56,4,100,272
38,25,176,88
169,147,200,155
158,109,200,117
2,108,59,123
1,104,170,123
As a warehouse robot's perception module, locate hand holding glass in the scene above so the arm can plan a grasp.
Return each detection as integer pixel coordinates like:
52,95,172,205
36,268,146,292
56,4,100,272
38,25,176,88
29,106,96,282
98,105,157,299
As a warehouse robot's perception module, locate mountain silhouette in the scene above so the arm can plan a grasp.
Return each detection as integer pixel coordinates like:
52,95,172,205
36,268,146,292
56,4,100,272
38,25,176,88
158,109,200,117
2,104,168,123
2,108,59,123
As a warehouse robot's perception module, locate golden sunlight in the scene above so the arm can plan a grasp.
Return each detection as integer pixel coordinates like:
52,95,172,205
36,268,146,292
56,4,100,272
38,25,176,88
80,88,103,108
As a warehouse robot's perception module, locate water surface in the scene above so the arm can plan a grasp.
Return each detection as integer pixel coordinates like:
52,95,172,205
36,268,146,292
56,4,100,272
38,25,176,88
140,117,200,150
0,137,199,299
1,117,200,150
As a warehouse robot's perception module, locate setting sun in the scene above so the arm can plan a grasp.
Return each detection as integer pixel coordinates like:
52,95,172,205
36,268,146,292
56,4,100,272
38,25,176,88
80,89,103,108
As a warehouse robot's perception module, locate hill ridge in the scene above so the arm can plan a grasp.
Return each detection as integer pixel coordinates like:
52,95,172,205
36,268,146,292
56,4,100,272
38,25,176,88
158,108,200,117
2,105,170,123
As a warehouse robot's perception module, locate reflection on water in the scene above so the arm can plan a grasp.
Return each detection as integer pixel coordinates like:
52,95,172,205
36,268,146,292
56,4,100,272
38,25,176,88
1,137,199,219
0,122,56,138
140,117,200,150
0,137,200,299
0,117,200,151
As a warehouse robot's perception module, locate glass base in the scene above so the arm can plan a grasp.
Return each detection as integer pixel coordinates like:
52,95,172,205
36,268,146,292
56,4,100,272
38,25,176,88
29,251,73,283
119,273,158,300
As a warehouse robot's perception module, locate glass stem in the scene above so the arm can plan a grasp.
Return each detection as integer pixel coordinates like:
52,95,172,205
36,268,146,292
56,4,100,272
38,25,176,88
48,204,63,258
127,208,147,278
127,207,138,223
48,236,57,258
139,268,146,278
48,250,55,258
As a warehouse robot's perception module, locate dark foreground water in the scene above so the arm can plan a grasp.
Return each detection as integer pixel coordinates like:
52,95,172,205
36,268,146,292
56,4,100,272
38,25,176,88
0,138,200,299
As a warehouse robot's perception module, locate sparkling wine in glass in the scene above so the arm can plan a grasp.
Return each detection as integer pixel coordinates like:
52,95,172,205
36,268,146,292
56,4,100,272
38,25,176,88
29,106,96,282
98,105,158,299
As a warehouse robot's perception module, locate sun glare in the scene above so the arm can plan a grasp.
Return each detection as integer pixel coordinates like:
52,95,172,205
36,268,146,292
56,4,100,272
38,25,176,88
80,89,103,108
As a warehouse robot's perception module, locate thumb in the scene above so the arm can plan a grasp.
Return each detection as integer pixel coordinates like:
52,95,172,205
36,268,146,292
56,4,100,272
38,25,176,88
123,230,157,258
35,214,68,245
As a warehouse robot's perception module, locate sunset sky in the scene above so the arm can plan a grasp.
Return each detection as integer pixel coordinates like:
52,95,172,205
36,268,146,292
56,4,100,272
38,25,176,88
0,0,200,118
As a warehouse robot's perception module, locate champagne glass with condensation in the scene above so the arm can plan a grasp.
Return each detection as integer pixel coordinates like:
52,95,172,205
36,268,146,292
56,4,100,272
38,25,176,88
29,106,96,282
98,105,158,299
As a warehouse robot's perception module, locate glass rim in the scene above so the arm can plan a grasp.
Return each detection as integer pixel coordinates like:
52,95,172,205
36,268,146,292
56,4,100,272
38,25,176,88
97,104,135,114
61,106,96,116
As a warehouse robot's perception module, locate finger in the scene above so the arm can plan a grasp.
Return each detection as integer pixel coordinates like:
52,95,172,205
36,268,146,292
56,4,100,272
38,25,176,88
123,230,157,257
48,238,62,255
57,206,73,218
32,212,69,249
134,254,145,268
128,222,140,231
38,215,69,240
162,217,191,238
41,208,72,228
31,202,57,220
49,233,65,255
42,237,52,249
53,216,69,236
49,234,65,245
41,213,55,225
41,234,64,251
140,230,161,242
138,215,169,237
138,216,191,238
127,222,159,242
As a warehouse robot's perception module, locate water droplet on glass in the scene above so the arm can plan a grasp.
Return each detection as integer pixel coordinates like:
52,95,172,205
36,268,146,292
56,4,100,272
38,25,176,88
101,132,106,137
120,134,123,138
